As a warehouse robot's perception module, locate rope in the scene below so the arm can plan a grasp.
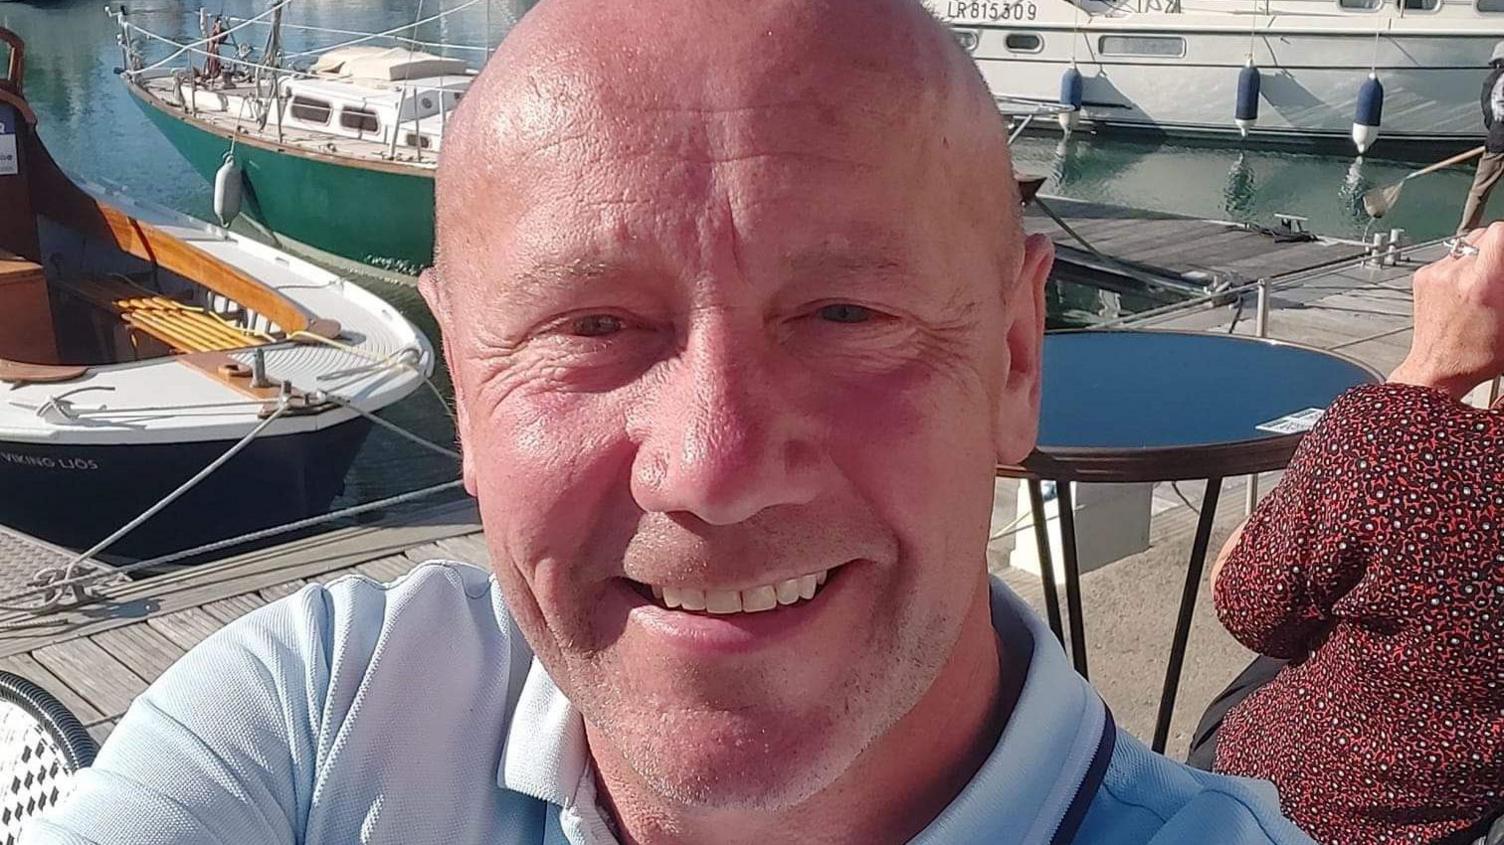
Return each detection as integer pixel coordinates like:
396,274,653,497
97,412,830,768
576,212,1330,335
290,330,456,426
316,392,460,461
124,0,296,75
13,394,294,612
279,0,483,60
0,332,459,613
0,480,464,617
221,18,488,54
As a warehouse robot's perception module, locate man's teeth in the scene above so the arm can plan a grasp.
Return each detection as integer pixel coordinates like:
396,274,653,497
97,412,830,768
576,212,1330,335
649,570,831,614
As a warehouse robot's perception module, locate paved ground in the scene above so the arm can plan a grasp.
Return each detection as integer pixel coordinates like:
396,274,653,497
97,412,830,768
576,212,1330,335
988,476,1265,760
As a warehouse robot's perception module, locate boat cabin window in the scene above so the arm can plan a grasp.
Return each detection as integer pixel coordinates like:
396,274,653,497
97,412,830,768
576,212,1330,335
404,132,431,149
1098,35,1185,58
339,106,381,134
289,96,332,125
1398,0,1438,9
1005,33,1043,52
1481,0,1504,11
1337,0,1382,10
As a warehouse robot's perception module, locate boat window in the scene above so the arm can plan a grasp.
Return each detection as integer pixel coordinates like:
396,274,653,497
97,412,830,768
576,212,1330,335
1006,33,1044,52
1338,0,1382,9
1398,0,1438,9
340,107,381,134
1097,35,1185,57
404,133,432,149
288,96,332,125
1481,0,1504,10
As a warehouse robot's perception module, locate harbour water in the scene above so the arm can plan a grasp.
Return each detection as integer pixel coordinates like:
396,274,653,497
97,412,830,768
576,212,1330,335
1,0,1487,546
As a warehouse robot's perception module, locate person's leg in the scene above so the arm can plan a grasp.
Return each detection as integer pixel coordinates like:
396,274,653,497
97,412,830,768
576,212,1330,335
1184,655,1288,770
1460,152,1504,233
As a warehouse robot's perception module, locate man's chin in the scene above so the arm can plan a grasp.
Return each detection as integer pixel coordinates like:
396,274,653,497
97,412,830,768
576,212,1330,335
596,709,859,813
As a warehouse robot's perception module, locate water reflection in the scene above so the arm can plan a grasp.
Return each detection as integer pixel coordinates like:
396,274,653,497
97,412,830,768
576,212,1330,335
1015,131,1476,242
1223,152,1256,219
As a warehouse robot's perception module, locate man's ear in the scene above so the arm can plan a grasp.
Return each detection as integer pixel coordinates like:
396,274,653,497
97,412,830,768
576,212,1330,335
994,233,1053,464
419,268,478,497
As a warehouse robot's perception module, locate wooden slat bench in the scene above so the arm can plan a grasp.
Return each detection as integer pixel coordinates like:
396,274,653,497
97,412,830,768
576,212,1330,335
53,275,272,354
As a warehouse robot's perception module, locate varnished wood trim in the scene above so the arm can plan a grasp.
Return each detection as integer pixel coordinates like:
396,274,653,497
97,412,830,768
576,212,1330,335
0,88,36,127
24,128,313,334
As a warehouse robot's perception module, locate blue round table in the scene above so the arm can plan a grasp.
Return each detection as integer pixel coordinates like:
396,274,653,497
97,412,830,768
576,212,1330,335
997,330,1379,753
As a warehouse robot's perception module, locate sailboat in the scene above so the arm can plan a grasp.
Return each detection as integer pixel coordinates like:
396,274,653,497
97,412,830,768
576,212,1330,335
115,4,483,278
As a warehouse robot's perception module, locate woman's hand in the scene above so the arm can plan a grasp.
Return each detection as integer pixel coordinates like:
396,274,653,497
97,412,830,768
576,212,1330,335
1389,223,1504,400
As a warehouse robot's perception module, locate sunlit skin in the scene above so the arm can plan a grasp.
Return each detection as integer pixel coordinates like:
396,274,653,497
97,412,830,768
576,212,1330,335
421,1,1054,842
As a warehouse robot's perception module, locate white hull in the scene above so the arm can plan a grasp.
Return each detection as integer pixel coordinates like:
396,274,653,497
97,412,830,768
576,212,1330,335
931,0,1504,148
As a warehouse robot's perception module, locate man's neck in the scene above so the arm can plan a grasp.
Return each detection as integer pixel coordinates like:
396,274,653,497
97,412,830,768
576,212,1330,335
590,580,1022,845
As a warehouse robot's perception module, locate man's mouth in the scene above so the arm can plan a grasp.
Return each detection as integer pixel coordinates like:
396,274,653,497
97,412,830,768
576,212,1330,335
633,568,836,615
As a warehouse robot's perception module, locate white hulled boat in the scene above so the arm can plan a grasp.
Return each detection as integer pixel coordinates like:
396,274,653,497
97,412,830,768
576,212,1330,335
927,0,1504,151
1,27,435,560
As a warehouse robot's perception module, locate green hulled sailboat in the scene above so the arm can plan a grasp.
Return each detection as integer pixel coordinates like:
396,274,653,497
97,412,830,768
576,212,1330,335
116,9,476,277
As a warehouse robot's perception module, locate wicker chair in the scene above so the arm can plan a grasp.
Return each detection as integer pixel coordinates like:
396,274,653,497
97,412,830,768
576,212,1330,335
0,672,96,844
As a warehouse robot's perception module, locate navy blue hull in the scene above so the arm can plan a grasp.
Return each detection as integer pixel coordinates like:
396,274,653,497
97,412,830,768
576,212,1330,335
0,418,374,562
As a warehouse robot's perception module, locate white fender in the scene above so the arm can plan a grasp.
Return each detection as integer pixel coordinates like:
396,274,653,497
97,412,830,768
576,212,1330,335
1351,123,1380,156
213,154,242,226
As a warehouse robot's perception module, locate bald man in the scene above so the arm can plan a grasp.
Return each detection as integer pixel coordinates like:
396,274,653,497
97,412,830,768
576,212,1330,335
27,2,1312,843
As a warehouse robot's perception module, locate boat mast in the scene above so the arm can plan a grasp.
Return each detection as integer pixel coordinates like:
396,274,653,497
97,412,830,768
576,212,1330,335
256,0,285,141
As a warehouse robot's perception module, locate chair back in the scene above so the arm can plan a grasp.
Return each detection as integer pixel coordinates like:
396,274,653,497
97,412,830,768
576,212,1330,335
0,671,97,844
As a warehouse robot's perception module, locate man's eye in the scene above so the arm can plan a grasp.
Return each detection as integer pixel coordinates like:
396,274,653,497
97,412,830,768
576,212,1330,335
567,315,625,337
817,304,876,324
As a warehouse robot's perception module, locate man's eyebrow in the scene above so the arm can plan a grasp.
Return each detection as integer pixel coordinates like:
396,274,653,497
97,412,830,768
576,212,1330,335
782,249,912,281
506,257,622,301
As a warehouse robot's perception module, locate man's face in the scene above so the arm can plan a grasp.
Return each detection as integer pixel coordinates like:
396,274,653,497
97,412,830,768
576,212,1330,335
429,32,1046,810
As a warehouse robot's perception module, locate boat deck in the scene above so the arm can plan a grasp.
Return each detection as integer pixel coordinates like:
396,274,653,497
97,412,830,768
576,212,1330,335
0,197,1434,754
136,76,439,169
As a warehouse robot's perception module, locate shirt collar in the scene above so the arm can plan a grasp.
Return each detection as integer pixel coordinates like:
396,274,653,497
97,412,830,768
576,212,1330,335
498,578,1108,842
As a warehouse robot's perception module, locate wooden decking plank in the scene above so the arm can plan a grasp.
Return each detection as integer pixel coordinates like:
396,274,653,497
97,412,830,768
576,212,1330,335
0,654,105,723
308,567,361,585
356,554,419,583
202,593,267,625
1133,228,1253,270
32,638,147,719
0,500,480,658
146,607,226,652
434,534,490,567
91,623,185,683
258,579,307,603
86,720,115,746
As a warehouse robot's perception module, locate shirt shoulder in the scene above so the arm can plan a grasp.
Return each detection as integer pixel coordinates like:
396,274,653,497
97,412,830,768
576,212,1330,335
1076,732,1314,844
28,561,542,844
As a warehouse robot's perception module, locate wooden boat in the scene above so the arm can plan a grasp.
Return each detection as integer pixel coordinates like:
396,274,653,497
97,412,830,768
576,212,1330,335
0,27,434,561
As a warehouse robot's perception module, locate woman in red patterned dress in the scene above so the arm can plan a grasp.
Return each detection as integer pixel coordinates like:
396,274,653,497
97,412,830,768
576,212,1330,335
1208,227,1504,844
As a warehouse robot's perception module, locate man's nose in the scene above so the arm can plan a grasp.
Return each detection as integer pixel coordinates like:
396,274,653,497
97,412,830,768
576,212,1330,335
629,327,825,526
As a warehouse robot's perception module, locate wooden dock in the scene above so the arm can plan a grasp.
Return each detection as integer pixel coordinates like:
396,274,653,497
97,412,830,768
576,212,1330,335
1025,195,1376,300
0,196,1439,756
0,500,485,744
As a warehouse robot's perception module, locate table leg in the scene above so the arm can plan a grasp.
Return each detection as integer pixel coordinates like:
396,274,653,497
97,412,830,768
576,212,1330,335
1026,479,1065,647
1151,477,1224,754
1055,481,1089,678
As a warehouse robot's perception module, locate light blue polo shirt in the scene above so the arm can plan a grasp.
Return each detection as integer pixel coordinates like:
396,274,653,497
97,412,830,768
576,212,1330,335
25,562,1312,844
